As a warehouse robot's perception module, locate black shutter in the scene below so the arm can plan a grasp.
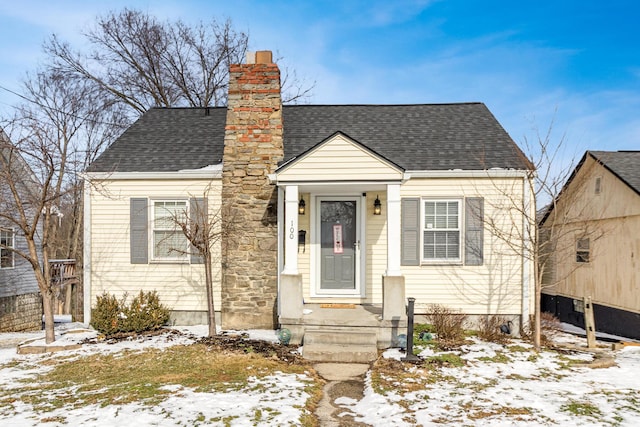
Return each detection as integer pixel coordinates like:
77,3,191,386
130,198,148,264
190,197,207,264
464,197,484,266
401,198,420,266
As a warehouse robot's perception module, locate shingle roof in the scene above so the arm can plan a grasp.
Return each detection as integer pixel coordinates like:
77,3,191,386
590,150,640,195
283,103,531,170
87,107,227,173
87,103,532,173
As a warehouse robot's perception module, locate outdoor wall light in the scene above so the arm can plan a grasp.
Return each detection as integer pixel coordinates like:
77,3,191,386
298,197,306,215
373,195,382,215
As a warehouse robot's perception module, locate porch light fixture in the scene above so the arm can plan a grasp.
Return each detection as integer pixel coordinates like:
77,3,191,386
298,197,306,215
373,195,382,215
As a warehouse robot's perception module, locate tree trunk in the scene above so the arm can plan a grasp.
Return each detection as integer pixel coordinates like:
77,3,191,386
42,288,56,344
533,281,542,351
204,251,216,336
533,242,542,351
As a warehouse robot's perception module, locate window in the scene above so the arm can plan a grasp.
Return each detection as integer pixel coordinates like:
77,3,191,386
152,201,188,260
576,237,590,263
0,229,14,268
423,200,461,261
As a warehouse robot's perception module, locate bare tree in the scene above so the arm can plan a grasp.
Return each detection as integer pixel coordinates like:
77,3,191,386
0,69,127,343
482,119,600,350
154,189,227,337
45,9,312,118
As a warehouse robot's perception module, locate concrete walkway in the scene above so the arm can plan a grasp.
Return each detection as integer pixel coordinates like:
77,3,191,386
313,363,371,426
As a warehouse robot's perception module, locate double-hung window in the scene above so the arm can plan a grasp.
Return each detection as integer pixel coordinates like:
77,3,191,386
576,237,590,263
0,229,14,268
152,201,188,261
423,200,461,262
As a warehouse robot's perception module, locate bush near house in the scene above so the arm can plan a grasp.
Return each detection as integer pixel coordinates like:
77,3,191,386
427,304,468,348
91,291,170,336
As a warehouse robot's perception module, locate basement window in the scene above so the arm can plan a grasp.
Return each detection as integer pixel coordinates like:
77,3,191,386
576,238,590,263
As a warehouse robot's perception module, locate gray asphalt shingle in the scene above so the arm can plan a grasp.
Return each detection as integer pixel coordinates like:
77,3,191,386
590,150,640,195
87,107,227,173
87,103,532,173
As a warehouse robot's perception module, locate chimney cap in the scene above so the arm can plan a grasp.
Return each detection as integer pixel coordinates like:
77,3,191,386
246,50,273,64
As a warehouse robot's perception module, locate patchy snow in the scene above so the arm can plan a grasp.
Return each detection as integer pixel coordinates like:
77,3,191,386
344,335,640,426
0,325,313,426
1,324,640,426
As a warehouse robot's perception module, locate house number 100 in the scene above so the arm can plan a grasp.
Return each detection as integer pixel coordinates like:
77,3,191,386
289,220,295,239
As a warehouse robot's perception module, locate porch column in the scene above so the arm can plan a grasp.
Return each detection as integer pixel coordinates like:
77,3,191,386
282,185,299,275
386,183,402,276
279,185,304,340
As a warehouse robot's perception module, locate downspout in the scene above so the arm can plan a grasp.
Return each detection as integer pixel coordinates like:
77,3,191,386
82,178,92,326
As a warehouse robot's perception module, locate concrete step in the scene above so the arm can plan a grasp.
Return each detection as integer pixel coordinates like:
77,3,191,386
302,328,378,363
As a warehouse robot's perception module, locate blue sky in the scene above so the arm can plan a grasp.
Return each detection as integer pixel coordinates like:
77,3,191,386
0,0,638,167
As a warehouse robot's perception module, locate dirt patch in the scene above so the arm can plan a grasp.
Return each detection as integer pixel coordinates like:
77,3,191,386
327,380,368,426
197,333,305,364
329,379,364,401
83,329,307,364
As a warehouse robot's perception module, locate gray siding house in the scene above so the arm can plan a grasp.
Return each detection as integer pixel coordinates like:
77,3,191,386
0,131,42,332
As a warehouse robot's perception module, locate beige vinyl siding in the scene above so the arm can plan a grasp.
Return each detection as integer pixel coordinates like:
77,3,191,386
365,193,387,304
277,135,402,182
400,177,529,315
298,193,311,299
545,158,640,314
89,178,221,312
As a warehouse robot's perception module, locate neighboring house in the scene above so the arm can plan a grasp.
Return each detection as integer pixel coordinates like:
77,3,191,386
84,51,535,350
541,150,640,340
0,131,42,332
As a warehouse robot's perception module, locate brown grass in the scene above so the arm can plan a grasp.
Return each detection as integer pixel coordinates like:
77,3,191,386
0,343,321,423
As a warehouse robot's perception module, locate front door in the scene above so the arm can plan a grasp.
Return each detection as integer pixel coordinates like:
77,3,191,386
317,197,361,294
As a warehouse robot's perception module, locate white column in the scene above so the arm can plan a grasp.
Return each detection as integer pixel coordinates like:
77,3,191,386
386,183,402,276
282,185,299,275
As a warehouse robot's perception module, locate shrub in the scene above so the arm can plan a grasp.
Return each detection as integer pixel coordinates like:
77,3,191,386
123,291,171,333
427,304,467,348
91,291,170,336
477,315,513,344
521,312,562,346
90,293,123,336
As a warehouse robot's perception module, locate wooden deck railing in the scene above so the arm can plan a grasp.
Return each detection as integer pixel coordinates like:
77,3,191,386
49,259,79,316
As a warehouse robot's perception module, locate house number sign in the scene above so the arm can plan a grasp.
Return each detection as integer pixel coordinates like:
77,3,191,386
289,220,295,239
333,224,343,254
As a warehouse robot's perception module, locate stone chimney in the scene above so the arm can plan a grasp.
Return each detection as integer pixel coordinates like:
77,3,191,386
221,51,283,329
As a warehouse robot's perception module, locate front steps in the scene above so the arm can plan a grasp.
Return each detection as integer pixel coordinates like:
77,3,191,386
302,327,378,363
280,304,407,362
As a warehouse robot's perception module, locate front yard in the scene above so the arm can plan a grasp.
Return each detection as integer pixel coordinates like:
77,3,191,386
1,325,639,426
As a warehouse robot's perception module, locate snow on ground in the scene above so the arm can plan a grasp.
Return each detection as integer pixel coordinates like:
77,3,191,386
1,324,640,426
0,325,312,426
340,334,640,426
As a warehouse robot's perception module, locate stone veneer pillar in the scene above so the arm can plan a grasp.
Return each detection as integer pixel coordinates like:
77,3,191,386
221,51,283,329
